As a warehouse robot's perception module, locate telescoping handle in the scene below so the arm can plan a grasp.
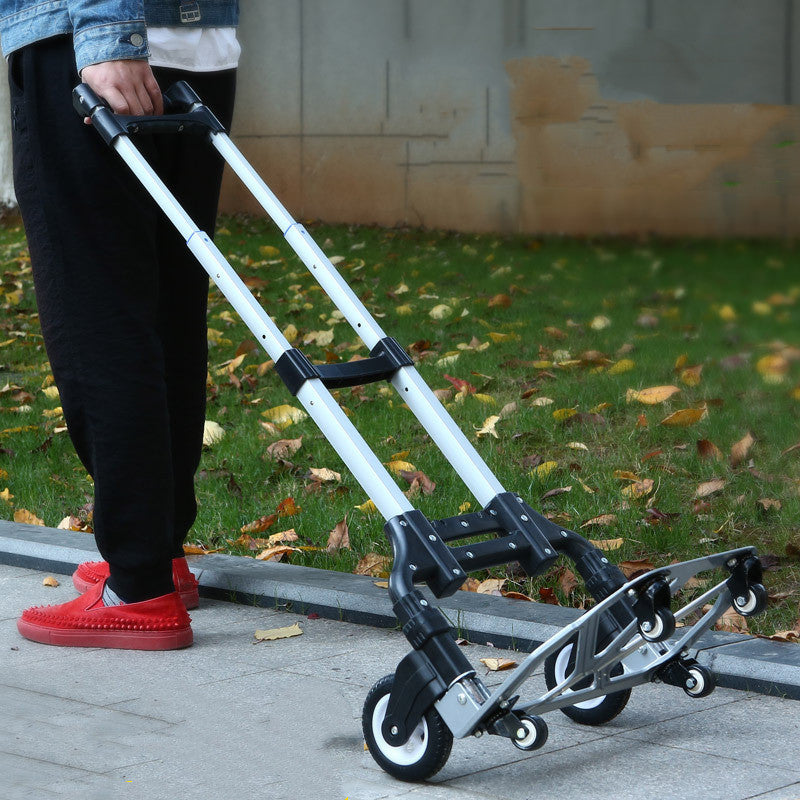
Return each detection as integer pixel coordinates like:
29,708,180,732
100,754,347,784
71,80,226,146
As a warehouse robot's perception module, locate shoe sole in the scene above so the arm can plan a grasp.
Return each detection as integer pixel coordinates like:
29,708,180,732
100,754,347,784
17,618,193,650
72,574,200,611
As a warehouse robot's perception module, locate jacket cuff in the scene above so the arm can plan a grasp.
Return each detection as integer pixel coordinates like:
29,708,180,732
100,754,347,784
73,20,150,73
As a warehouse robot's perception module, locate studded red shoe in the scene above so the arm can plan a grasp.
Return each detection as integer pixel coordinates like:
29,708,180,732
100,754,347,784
17,580,193,650
72,556,200,609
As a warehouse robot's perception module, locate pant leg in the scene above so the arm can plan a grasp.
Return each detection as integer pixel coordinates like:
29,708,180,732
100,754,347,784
9,37,174,601
148,67,237,557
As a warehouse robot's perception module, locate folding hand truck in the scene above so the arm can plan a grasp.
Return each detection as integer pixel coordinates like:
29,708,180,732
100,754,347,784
74,82,768,782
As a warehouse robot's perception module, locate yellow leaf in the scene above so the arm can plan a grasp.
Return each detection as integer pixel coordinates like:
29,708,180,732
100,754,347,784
718,304,737,321
41,407,63,419
14,509,44,526
386,460,416,475
752,301,772,316
480,658,517,671
566,441,589,451
475,415,500,438
436,354,460,367
530,396,554,407
614,470,641,481
355,499,378,514
282,323,299,343
626,385,680,405
0,487,14,503
261,404,307,429
590,537,624,551
621,478,654,499
304,329,335,347
756,354,789,382
660,407,707,426
608,359,635,375
259,245,281,258
202,420,225,446
254,623,303,642
532,461,558,479
680,365,703,386
41,386,60,401
590,315,611,330
42,576,60,587
488,331,517,343
458,501,472,513
474,393,496,405
552,408,577,421
396,303,414,316
674,354,688,370
429,304,452,320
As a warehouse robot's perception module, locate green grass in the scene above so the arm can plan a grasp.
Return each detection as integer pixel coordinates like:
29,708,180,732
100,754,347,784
0,216,798,636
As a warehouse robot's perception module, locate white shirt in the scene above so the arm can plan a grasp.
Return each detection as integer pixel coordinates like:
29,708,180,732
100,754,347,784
147,27,240,72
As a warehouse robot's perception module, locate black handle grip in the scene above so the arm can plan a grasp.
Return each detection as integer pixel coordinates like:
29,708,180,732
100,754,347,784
72,80,225,146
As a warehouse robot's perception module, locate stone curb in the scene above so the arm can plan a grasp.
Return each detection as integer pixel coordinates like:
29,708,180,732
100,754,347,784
1,520,798,700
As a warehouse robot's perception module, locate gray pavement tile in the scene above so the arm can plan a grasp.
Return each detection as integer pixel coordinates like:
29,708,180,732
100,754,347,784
740,782,800,800
0,750,93,799
618,692,800,771
441,734,800,800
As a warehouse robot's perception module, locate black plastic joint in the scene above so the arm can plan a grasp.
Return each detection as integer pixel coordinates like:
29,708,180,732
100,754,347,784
393,590,452,649
369,337,414,370
275,349,321,395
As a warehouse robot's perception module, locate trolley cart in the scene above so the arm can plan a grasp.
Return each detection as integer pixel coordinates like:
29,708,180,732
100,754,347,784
73,82,769,782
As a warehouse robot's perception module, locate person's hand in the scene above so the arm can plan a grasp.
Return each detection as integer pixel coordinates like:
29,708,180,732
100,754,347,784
81,59,163,123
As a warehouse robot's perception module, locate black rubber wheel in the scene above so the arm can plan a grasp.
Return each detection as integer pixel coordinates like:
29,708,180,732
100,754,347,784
732,583,767,617
544,639,631,726
638,607,676,643
362,674,453,782
512,715,549,751
683,664,715,698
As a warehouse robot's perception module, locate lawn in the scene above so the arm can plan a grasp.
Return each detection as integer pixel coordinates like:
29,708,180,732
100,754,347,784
0,216,798,637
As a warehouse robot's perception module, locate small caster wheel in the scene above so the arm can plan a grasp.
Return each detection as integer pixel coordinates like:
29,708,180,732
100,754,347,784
544,639,631,726
731,583,767,617
362,674,453,782
683,664,715,698
638,607,675,643
512,715,548,751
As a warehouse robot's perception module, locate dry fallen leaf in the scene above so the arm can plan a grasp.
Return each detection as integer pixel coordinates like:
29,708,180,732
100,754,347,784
255,545,297,562
558,568,579,596
309,467,342,483
589,537,624,551
326,517,350,552
661,407,707,427
480,658,517,672
42,576,60,587
580,514,618,528
202,420,225,446
277,497,301,516
730,432,755,467
694,478,726,498
354,552,391,576
477,578,507,595
261,404,307,429
715,607,749,634
619,559,655,578
626,385,680,405
697,439,724,461
13,509,44,526
475,414,500,438
265,437,303,460
241,513,278,534
621,478,654,499
254,623,303,642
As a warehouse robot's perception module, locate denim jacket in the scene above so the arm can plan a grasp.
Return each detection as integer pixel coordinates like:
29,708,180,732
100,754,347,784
0,1,238,73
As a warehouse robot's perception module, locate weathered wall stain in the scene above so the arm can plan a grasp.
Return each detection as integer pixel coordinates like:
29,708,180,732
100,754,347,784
507,57,798,236
219,56,800,237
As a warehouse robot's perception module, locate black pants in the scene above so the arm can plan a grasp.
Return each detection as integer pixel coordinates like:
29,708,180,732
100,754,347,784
9,36,236,601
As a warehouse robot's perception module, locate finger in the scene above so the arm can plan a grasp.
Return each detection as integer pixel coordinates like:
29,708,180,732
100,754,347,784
145,75,164,116
103,86,132,116
120,84,146,116
134,81,155,116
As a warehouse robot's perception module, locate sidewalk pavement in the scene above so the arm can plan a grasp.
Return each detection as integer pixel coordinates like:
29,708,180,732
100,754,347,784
3,561,800,800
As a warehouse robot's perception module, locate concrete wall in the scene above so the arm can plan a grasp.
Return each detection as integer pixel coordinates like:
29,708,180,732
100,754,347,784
225,0,800,236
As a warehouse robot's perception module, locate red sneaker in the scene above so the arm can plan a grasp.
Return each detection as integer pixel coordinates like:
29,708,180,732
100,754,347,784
72,556,200,609
17,580,192,650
